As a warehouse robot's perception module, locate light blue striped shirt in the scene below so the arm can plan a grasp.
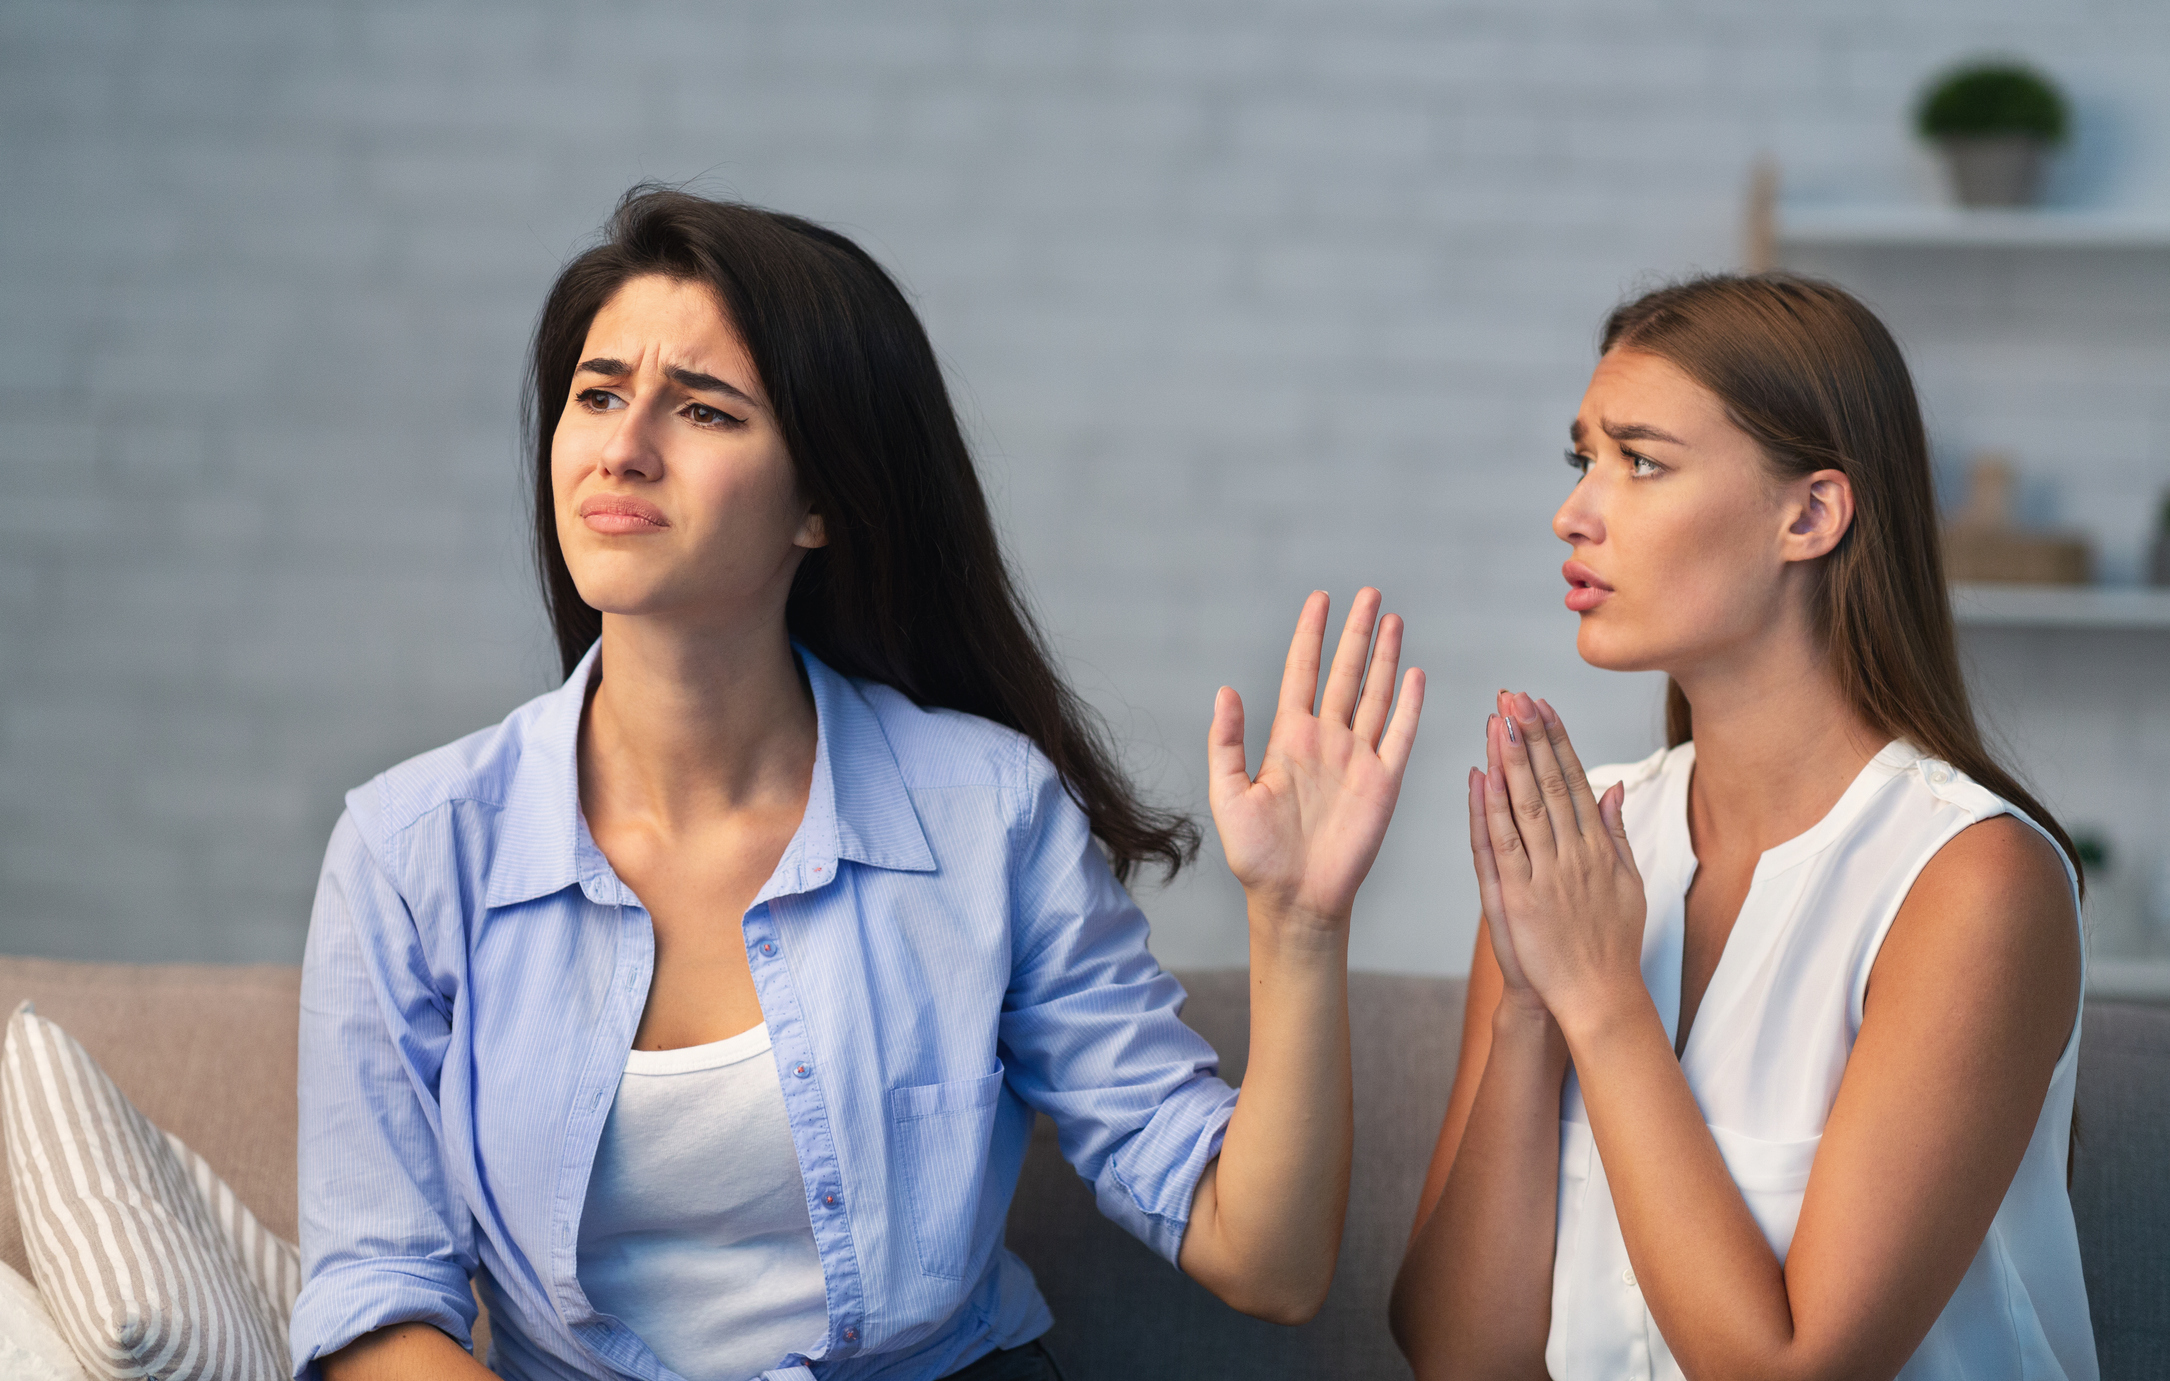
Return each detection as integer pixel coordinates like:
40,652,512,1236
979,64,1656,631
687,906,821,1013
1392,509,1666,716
294,644,1240,1381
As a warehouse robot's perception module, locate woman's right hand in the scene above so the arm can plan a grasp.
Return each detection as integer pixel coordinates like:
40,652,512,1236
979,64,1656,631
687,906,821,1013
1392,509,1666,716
1467,691,1545,1013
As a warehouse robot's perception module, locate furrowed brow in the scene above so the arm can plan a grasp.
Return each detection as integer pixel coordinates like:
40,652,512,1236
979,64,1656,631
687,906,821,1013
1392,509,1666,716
1603,420,1687,446
666,366,757,405
575,357,631,377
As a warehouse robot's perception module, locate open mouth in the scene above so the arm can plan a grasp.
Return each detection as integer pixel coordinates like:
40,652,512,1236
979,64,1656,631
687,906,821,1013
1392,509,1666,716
1562,560,1614,613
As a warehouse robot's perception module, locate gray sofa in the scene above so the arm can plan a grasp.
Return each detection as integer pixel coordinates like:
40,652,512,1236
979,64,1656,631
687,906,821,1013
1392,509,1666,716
0,957,2162,1379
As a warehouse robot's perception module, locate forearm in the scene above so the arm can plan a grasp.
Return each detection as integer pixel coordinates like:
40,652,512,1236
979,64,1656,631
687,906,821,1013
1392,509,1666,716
1561,993,1805,1379
321,1322,493,1381
1391,1000,1568,1379
1178,906,1352,1324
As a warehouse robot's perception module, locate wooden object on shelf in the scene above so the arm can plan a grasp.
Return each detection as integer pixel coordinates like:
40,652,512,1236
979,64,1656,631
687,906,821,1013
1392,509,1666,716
1942,453,2091,586
1744,158,1778,272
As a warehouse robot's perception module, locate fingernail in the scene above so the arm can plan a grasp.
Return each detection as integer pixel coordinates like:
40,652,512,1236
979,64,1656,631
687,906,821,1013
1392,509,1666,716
1505,716,1518,745
1513,691,1537,719
1537,697,1558,723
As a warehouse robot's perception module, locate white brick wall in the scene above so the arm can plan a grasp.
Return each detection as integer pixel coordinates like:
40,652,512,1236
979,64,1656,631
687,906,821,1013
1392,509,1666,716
2,0,2166,968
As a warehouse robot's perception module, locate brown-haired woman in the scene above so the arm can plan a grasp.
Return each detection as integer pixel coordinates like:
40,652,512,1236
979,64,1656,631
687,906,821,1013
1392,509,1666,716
295,187,1425,1381
1391,274,2094,1381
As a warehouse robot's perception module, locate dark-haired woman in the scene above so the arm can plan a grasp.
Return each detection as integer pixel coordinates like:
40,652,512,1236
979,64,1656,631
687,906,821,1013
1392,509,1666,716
1390,274,2094,1381
294,189,1424,1381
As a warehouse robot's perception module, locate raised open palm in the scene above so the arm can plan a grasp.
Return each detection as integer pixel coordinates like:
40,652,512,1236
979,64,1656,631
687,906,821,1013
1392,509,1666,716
1209,589,1425,931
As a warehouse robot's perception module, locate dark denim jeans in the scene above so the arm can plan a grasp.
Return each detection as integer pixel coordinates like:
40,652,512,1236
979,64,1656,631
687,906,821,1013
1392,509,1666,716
939,1337,1066,1381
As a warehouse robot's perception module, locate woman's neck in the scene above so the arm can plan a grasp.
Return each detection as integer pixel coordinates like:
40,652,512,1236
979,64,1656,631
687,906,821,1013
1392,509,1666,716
580,610,818,833
1673,620,1884,863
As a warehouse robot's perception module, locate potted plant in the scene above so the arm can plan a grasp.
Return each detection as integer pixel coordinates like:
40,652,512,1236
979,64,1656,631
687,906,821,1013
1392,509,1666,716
1916,62,2069,207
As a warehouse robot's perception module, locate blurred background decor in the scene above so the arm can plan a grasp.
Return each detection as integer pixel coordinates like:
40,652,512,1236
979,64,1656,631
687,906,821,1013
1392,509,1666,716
2,1,2168,998
2149,490,2170,587
1943,453,2092,585
1916,60,2069,207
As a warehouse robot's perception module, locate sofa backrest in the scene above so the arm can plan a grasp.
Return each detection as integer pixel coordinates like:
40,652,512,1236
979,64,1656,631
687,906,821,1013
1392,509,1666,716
0,956,2162,1380
1004,971,1464,1381
2070,1001,2170,1381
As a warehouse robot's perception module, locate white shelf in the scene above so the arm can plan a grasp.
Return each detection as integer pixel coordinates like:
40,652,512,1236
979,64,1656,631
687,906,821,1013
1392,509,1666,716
1951,583,2170,630
2089,958,2170,1004
1776,204,2170,250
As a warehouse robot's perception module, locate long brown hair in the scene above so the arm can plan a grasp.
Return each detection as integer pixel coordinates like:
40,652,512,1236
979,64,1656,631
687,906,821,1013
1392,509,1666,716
1601,273,2081,891
525,185,1197,882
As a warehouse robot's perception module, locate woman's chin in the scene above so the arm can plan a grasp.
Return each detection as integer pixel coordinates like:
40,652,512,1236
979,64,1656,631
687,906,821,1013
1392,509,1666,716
1573,623,1662,673
566,572,679,621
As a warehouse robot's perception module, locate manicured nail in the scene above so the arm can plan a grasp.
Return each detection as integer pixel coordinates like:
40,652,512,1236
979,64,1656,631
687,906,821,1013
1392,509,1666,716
1537,697,1559,724
1504,716,1518,744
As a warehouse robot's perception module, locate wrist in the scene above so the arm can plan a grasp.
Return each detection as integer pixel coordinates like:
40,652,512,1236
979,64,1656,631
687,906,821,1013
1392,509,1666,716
1490,989,1555,1036
1549,978,1659,1053
1244,899,1351,964
1489,994,1568,1074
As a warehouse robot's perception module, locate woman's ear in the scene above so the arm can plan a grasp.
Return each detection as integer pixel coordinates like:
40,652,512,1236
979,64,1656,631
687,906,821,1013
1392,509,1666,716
1782,469,1854,562
795,508,829,550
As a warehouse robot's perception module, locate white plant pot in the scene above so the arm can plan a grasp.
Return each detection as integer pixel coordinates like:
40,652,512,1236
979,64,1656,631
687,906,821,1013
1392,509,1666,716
1937,135,2049,208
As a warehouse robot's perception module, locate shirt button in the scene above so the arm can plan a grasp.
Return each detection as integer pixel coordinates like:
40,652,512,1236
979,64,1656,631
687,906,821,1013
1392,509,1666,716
842,1328,857,1343
1622,1268,1637,1287
824,1192,840,1207
761,942,776,955
794,1063,811,1078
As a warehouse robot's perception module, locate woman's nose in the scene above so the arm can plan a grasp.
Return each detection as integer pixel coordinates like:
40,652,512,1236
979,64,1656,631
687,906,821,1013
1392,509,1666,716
597,409,662,481
1554,476,1602,546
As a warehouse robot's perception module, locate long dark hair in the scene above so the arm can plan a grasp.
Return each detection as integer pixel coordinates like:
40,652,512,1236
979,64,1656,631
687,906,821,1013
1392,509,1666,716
1601,273,2082,892
524,185,1197,883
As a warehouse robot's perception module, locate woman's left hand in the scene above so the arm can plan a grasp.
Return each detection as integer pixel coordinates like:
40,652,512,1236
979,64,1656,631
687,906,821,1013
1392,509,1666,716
1209,589,1425,936
1476,692,1648,1026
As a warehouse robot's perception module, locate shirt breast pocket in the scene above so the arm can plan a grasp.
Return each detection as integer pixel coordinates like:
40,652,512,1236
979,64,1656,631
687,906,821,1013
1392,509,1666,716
891,1065,1006,1280
1708,1124,1822,1262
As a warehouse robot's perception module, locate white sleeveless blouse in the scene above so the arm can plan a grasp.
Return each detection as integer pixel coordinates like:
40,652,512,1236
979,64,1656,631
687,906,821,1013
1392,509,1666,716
1548,741,2097,1381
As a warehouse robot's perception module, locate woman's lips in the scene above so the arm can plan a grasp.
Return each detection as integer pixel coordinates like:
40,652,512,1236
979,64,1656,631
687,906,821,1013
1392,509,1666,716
1562,559,1614,613
579,495,669,535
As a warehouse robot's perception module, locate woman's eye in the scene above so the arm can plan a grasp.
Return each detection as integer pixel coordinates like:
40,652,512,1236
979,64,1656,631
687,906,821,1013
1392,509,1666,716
575,388,625,412
1564,450,1592,476
684,403,741,428
1623,450,1663,477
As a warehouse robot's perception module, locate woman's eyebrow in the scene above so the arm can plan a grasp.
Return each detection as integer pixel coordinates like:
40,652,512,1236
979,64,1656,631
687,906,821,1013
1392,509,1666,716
572,356,759,406
1603,419,1687,446
665,366,757,404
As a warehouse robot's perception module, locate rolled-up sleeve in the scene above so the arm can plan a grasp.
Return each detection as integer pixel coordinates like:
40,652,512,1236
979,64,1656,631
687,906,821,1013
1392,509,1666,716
995,747,1241,1264
291,804,478,1379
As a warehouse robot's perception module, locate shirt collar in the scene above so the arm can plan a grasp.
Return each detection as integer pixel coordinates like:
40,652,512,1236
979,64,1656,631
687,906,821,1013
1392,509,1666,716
483,641,935,911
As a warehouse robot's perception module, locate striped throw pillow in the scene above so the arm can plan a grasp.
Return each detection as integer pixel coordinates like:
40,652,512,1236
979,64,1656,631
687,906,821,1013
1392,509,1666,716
0,1258,93,1381
2,1002,292,1381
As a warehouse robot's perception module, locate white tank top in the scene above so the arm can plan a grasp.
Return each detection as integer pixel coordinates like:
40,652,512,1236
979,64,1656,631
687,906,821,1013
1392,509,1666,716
1548,741,2097,1381
576,1023,828,1381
